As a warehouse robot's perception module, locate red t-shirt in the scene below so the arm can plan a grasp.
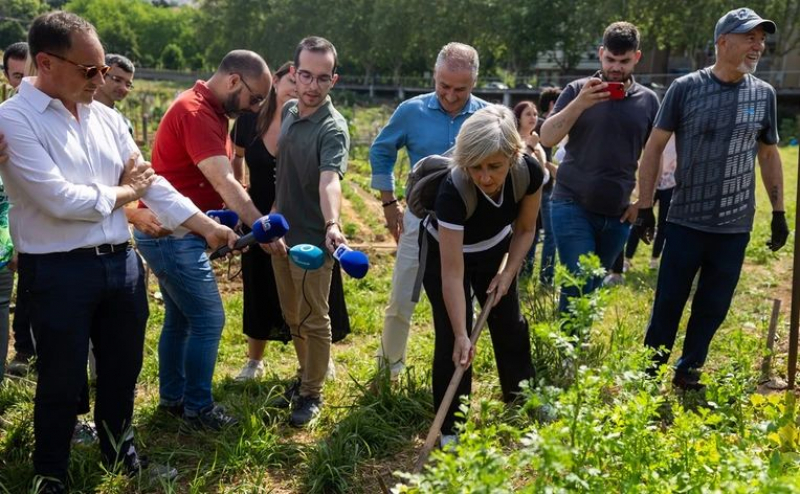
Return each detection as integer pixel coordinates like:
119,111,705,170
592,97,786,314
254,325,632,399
149,81,231,212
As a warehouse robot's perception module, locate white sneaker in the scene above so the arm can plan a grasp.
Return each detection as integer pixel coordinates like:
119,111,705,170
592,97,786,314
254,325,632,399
235,359,264,381
440,434,459,450
649,258,659,270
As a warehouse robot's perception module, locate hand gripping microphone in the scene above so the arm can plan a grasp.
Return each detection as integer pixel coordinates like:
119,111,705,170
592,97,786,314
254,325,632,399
333,244,369,279
288,244,325,270
209,213,289,260
206,209,239,229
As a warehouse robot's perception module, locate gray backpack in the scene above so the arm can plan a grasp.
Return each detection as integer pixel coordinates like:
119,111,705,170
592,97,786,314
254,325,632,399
407,153,534,301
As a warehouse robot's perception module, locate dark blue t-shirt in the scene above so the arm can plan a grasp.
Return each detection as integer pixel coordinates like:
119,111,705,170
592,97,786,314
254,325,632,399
551,75,660,216
656,68,779,233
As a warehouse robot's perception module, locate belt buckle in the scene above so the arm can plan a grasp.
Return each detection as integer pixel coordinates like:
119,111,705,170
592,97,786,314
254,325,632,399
94,244,113,256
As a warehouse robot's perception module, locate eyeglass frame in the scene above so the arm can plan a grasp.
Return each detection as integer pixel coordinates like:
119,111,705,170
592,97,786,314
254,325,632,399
295,69,334,88
42,51,111,79
234,73,266,106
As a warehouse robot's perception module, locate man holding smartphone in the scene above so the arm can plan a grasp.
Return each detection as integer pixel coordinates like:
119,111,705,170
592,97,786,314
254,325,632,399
540,21,659,315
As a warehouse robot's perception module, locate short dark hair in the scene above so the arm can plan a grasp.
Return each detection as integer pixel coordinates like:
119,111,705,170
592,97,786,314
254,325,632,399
602,21,640,54
28,11,97,67
3,42,28,75
538,87,562,114
217,49,268,80
105,53,134,73
293,36,338,74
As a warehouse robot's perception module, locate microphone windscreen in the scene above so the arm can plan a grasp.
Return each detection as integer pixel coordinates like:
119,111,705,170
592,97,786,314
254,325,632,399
340,250,369,279
289,244,324,270
206,209,239,229
251,214,289,243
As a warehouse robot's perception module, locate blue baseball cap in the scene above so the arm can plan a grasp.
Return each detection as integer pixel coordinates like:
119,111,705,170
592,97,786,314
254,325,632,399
715,8,776,42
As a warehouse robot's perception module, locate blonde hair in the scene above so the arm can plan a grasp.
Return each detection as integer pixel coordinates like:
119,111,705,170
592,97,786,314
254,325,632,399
453,105,523,170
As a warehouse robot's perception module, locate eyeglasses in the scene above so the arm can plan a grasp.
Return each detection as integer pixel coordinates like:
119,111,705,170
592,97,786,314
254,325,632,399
235,74,266,106
43,51,111,79
109,74,134,90
296,69,333,88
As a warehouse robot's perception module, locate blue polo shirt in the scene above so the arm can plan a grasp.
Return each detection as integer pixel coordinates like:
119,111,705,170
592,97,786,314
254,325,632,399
369,92,488,192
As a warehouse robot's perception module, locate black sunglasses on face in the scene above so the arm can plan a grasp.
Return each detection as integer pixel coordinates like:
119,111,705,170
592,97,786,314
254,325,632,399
236,74,266,106
44,51,111,79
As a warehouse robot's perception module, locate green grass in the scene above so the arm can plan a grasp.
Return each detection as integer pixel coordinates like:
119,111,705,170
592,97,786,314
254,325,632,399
0,120,798,492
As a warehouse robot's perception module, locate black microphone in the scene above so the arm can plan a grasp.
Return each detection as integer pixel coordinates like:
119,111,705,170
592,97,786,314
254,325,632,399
209,213,289,260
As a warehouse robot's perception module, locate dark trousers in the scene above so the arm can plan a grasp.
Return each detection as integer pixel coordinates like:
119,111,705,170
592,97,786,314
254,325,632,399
12,278,35,358
21,247,148,482
422,234,533,435
643,223,749,374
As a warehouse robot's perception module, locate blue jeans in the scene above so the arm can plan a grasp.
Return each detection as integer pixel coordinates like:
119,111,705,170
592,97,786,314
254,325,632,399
550,199,630,313
134,232,224,415
539,188,556,284
644,223,749,375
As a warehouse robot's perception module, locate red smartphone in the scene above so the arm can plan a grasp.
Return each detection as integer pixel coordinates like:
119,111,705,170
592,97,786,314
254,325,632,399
607,82,625,100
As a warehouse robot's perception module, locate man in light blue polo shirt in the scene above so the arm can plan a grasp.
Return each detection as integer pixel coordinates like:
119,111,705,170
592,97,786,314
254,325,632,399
370,42,488,378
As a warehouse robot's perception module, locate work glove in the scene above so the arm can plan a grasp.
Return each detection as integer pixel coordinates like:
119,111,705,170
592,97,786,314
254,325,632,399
632,207,656,244
767,211,789,252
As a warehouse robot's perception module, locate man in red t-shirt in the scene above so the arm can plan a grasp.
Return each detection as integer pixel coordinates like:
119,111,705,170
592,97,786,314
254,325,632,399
134,50,271,431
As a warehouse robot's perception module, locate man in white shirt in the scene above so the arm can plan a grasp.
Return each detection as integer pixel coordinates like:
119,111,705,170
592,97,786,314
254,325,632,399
0,12,237,493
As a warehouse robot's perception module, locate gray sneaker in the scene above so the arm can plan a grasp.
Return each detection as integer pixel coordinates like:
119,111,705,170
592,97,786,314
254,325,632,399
290,395,322,427
267,378,301,409
235,359,264,382
126,454,178,485
183,404,238,432
71,420,98,445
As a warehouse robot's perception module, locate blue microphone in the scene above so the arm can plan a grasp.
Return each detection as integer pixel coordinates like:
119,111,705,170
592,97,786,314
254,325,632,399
333,244,369,279
209,213,289,260
289,244,325,270
206,209,239,229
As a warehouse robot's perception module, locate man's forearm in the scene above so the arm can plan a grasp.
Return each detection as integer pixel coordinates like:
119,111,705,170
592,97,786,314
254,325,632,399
320,172,342,223
759,149,785,211
216,177,263,226
540,102,583,147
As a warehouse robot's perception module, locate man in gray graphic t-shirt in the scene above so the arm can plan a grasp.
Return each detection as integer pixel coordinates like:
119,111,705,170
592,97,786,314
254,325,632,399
634,7,788,392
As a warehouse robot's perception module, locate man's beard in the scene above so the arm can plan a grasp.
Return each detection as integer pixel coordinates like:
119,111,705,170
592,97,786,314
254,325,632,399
738,60,758,74
224,89,248,118
601,69,631,83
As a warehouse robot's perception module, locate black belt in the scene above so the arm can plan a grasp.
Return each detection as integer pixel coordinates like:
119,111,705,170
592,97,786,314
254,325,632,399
71,242,130,256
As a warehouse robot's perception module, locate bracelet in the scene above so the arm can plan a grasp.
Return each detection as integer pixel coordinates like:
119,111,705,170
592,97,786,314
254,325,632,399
382,199,398,208
325,219,340,230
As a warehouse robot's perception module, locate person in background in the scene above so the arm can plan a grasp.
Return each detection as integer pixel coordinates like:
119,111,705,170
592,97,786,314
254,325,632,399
3,41,27,89
230,61,350,382
370,43,488,379
638,8,787,392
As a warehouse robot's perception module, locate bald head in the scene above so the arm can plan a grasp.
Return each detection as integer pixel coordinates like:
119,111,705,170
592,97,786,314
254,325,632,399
217,50,269,81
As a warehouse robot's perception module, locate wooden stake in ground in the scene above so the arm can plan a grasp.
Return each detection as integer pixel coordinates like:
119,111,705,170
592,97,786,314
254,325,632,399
759,299,783,387
789,149,800,390
413,253,509,473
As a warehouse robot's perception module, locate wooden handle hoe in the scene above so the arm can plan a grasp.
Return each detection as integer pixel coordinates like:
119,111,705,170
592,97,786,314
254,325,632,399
413,254,509,473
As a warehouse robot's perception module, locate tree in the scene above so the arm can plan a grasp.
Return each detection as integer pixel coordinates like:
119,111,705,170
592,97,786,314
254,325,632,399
0,0,48,50
160,42,184,69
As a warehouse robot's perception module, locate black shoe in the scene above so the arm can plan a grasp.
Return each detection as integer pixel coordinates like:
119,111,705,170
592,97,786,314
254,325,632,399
267,378,301,409
35,478,66,494
183,404,238,432
672,370,706,392
290,395,322,427
6,353,34,377
157,402,185,418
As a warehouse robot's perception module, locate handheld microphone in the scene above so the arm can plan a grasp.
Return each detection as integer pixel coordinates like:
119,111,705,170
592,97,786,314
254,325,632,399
288,244,325,270
332,244,369,279
206,209,239,229
209,213,289,260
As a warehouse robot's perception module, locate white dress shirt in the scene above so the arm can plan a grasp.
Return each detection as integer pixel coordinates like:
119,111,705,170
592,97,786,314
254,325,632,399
0,78,199,254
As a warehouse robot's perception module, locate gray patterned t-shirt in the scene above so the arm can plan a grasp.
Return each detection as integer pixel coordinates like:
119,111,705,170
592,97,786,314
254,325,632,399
656,68,778,233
